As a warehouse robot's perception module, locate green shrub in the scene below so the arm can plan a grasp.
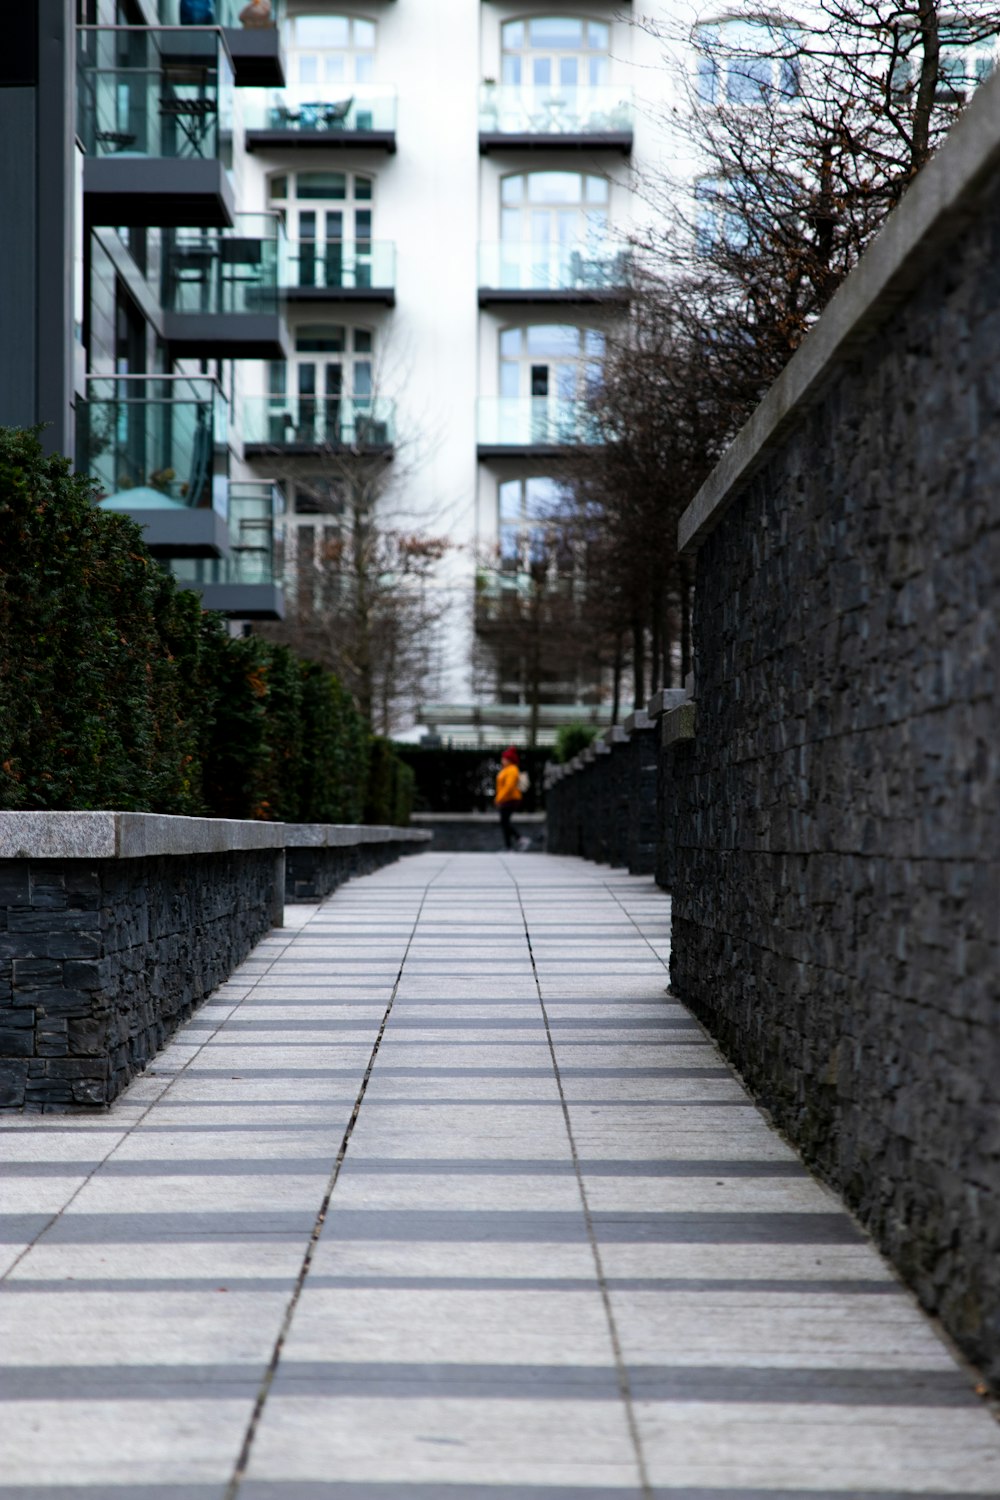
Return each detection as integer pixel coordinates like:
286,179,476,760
554,722,598,764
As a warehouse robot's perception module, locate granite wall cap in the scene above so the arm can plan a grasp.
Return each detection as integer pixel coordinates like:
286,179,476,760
0,813,428,861
602,725,629,746
677,61,1000,557
646,688,690,718
662,702,697,747
0,812,286,861
624,708,654,733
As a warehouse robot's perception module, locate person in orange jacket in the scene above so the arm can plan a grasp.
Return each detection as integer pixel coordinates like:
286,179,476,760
495,745,531,851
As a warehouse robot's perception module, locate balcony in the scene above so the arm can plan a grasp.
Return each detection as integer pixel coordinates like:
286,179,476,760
243,396,395,457
162,215,288,358
156,0,285,85
479,86,633,154
244,87,397,153
478,242,631,306
78,27,235,227
170,483,285,618
80,374,230,558
477,398,602,458
283,241,396,305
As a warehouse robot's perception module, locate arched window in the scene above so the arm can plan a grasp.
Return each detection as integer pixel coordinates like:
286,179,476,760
498,476,573,573
287,13,376,87
694,18,800,105
269,170,374,289
501,171,608,244
268,324,373,443
499,324,604,403
501,17,610,88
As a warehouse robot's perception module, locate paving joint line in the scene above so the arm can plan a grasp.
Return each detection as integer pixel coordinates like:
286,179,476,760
226,855,454,1499
0,920,307,1284
504,858,655,1500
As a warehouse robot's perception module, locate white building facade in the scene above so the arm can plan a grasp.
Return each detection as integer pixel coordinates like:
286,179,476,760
232,1,683,742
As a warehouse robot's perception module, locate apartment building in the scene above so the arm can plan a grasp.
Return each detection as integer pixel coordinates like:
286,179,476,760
0,1,678,738
233,3,678,741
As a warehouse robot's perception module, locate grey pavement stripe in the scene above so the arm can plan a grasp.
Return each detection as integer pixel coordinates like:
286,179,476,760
237,1488,1000,1500
140,1098,755,1109
318,1210,864,1244
192,1017,698,1030
248,1360,977,1405
0,1489,229,1500
0,1157,806,1179
0,1275,902,1295
165,1067,729,1080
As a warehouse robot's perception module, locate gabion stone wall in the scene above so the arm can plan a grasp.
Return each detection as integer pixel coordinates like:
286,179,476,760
0,851,278,1111
671,150,1000,1381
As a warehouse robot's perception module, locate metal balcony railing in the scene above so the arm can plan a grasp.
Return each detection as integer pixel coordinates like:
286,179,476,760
242,396,395,449
77,374,228,509
479,241,630,293
478,85,632,137
77,27,234,160
477,397,602,448
244,85,397,135
283,240,395,293
162,214,283,314
171,482,284,586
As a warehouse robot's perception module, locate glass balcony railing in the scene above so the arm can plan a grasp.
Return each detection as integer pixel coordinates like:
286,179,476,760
162,214,283,314
479,85,632,137
243,396,395,449
157,0,283,27
171,482,284,587
77,374,228,508
479,241,630,293
243,85,397,134
283,240,395,292
77,27,234,160
478,397,602,448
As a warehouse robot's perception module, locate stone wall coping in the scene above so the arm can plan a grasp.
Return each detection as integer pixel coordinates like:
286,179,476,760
410,812,544,824
0,812,428,861
677,63,1000,557
624,709,654,733
602,725,629,747
662,702,697,748
283,824,431,847
646,688,690,718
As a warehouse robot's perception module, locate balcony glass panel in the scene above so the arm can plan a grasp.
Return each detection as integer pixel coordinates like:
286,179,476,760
78,27,234,159
479,85,631,136
157,0,284,26
162,214,283,314
77,374,228,508
283,239,395,291
479,241,629,292
244,85,397,133
243,395,394,447
171,482,284,586
477,397,600,447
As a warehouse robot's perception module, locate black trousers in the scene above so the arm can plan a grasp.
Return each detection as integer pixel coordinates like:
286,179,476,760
499,804,518,850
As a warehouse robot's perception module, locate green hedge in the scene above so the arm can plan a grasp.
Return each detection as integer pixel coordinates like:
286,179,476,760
0,427,410,824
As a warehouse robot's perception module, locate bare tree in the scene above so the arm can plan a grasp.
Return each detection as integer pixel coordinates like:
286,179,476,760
262,434,451,736
638,0,1000,387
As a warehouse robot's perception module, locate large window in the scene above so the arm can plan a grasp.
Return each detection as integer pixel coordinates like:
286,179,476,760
501,17,609,88
695,18,800,105
267,324,373,443
287,14,376,87
269,171,374,288
498,476,573,574
499,324,604,402
501,171,608,247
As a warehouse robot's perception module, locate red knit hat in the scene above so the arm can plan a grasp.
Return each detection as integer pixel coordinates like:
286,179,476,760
501,745,519,763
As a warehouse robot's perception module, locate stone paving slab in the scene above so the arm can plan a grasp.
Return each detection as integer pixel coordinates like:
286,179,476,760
1,852,999,1497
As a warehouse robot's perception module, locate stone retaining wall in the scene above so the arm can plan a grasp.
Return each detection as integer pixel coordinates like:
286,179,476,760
0,814,428,1112
670,76,1000,1386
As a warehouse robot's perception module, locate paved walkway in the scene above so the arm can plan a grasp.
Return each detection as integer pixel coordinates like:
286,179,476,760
2,851,999,1498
